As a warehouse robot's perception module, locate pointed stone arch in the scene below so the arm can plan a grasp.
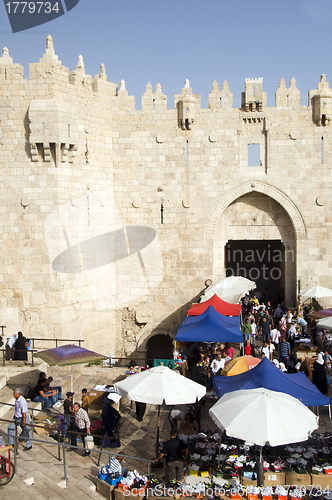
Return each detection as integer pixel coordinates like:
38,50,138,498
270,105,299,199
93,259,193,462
205,180,307,240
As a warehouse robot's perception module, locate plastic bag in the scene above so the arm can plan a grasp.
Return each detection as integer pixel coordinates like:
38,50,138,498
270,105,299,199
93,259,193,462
18,427,29,442
113,429,120,441
85,435,94,450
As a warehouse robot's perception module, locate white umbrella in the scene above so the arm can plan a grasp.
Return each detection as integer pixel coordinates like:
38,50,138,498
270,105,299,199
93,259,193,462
301,285,332,300
201,276,256,304
115,365,206,454
114,365,206,405
317,316,332,330
209,387,318,447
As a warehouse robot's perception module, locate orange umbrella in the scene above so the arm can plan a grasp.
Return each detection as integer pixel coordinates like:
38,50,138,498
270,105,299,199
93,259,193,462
221,356,261,376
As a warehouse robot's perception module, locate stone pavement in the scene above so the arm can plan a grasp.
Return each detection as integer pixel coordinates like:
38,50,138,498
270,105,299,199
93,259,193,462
1,364,332,499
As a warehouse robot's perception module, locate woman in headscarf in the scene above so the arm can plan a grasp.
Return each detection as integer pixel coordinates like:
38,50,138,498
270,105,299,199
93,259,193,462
100,396,121,448
313,353,328,394
14,331,27,361
6,332,17,361
279,316,288,339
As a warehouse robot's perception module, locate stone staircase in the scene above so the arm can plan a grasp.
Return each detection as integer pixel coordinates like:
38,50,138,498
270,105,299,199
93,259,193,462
0,360,48,418
0,362,132,498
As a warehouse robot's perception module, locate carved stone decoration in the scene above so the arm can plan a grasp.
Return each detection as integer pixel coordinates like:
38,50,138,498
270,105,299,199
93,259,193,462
174,80,200,130
309,74,332,126
28,100,79,166
316,196,326,206
30,143,38,162
21,198,30,208
156,134,166,143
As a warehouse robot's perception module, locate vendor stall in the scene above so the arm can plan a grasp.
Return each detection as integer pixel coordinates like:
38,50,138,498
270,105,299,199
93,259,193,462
213,356,330,407
176,306,243,343
187,294,241,317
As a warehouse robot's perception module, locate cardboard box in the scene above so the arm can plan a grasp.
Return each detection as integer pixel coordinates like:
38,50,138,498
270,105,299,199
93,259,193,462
286,471,311,487
96,477,116,500
89,391,120,411
310,473,332,488
242,478,257,487
34,421,56,436
114,488,144,500
88,391,106,408
264,472,286,486
179,422,199,435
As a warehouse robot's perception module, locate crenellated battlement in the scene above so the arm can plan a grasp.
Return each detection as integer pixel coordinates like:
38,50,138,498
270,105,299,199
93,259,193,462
0,35,330,125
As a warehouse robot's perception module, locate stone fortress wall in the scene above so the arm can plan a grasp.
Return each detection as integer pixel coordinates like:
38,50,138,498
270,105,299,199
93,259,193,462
0,36,331,359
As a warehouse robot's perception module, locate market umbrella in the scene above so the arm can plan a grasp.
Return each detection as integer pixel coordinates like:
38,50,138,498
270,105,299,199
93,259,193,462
301,285,332,300
114,365,206,453
317,316,332,330
34,344,108,392
209,387,318,485
220,356,261,376
200,276,256,304
308,308,332,320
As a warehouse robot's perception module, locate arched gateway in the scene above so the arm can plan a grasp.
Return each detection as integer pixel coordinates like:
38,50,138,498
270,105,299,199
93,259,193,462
206,181,307,306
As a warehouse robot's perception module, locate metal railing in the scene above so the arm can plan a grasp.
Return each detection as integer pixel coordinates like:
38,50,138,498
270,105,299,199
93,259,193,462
0,401,152,483
0,349,151,369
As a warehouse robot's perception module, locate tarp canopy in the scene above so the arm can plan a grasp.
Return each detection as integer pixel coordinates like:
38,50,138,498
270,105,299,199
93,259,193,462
176,306,243,343
213,356,330,407
187,294,241,317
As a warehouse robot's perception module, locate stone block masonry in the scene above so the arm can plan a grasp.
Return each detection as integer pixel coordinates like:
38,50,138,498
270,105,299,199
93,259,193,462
0,35,330,359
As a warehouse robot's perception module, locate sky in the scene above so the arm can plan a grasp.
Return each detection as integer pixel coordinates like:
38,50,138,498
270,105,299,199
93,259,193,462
0,0,332,109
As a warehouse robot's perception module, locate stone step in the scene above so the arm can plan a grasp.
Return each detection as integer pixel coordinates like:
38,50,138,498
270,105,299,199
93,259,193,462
0,359,48,386
0,375,6,390
0,384,15,418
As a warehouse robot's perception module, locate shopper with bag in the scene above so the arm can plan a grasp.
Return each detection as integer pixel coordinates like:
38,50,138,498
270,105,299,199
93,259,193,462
72,402,91,456
8,388,32,451
101,396,121,448
14,331,28,361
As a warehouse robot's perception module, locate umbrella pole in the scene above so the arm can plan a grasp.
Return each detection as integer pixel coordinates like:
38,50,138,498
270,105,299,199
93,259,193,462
257,445,264,487
156,405,160,457
71,365,73,393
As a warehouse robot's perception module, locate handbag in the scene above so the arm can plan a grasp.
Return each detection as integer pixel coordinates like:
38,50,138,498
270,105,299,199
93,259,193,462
112,429,120,441
84,434,94,450
18,427,29,442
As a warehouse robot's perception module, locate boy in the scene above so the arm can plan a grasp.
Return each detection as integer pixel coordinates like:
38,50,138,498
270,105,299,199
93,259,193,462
63,391,74,438
82,388,89,414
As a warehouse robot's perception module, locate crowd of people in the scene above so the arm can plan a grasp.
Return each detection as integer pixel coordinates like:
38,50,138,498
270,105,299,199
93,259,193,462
177,294,331,397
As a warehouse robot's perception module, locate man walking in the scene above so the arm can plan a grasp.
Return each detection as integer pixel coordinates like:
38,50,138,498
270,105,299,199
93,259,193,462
260,316,271,343
279,337,291,365
241,317,252,342
8,388,32,451
153,429,188,483
210,352,225,375
72,402,91,456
